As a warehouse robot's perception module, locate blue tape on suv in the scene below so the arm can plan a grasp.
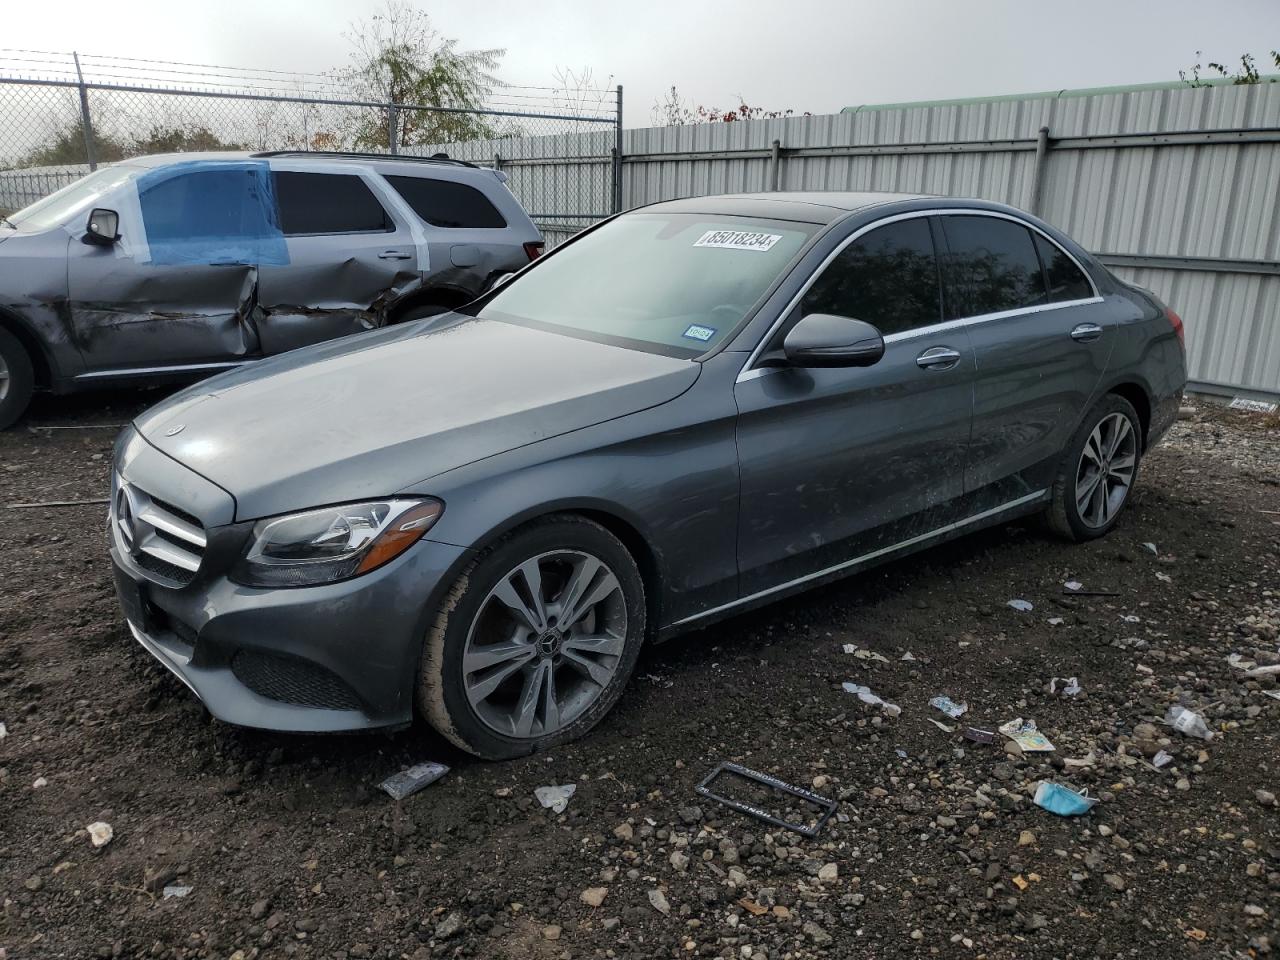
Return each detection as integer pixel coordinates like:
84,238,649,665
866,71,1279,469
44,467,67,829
136,160,289,266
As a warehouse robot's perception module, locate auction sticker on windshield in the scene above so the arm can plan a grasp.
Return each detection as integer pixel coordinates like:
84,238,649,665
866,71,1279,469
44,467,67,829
694,230,783,252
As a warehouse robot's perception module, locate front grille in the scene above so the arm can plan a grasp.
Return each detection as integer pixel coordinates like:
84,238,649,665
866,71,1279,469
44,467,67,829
113,477,207,586
231,650,363,711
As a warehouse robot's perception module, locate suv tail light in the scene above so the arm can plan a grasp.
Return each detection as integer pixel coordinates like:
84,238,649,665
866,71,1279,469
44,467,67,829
1167,308,1185,351
523,241,544,262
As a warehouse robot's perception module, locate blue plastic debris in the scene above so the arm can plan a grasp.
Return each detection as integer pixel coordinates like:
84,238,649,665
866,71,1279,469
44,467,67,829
1033,781,1098,817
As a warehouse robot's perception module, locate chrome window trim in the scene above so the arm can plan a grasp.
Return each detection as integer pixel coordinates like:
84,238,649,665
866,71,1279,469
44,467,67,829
735,207,1102,383
670,488,1048,627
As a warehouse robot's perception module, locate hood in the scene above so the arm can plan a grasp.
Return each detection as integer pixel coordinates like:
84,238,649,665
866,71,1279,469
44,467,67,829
134,315,700,520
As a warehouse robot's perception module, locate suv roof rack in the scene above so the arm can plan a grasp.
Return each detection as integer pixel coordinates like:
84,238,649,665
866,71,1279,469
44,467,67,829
251,150,479,169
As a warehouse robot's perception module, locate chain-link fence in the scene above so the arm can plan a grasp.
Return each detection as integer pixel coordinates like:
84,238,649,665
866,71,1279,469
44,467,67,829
0,50,622,235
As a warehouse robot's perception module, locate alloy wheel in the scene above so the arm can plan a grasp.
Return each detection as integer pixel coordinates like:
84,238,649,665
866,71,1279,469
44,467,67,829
0,351,9,402
462,549,627,739
1074,412,1137,528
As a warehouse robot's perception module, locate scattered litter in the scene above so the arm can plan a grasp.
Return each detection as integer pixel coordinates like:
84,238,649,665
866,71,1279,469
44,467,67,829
1228,396,1278,414
738,897,768,916
7,498,111,510
1142,542,1158,555
840,682,901,717
1062,752,1097,769
162,885,193,900
1227,653,1255,670
963,727,995,745
648,888,671,916
1245,664,1280,678
895,748,908,759
1156,572,1173,583
1263,691,1280,702
900,651,916,661
1184,927,1208,942
695,761,837,838
1033,781,1098,816
841,643,857,654
642,673,673,688
1048,677,1081,697
1063,588,1120,597
534,784,577,814
1047,617,1065,626
1007,599,1033,612
1011,875,1029,890
929,695,968,718
1064,580,1083,592
853,649,889,663
1120,614,1141,623
380,761,449,800
929,719,955,733
87,822,114,848
32,776,47,789
1164,704,1213,741
1152,750,1174,769
998,718,1055,752
0,722,6,740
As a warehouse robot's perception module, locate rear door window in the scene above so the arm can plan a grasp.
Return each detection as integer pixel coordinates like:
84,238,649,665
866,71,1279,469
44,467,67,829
385,175,507,228
1033,233,1094,303
272,171,392,236
801,217,942,336
940,215,1048,318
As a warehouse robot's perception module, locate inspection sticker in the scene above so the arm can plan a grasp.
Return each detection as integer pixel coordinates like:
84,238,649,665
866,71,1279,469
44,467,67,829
693,229,782,252
683,324,717,342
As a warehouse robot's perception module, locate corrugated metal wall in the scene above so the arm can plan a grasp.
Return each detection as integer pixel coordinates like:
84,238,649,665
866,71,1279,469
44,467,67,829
431,82,1280,396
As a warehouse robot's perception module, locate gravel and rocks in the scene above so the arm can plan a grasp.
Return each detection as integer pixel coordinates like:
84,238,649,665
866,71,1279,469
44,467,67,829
1,390,1278,958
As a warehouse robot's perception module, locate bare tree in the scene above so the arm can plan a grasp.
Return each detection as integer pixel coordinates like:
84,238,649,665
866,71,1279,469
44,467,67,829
651,85,697,126
551,66,615,119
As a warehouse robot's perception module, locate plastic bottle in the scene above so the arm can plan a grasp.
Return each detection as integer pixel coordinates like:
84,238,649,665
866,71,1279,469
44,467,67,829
1165,704,1214,741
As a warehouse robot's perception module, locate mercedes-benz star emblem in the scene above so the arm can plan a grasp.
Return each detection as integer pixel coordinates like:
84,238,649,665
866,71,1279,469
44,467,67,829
115,485,138,549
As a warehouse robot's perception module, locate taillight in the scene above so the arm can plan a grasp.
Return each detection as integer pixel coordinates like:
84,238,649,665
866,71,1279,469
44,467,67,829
1167,308,1185,351
523,241,544,262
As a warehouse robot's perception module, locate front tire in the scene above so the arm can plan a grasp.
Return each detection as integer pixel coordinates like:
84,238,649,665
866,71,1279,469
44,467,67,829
1047,394,1142,541
418,515,646,760
0,327,35,431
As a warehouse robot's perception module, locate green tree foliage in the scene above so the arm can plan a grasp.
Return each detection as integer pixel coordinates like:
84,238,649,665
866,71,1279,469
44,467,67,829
339,0,505,148
1180,50,1280,86
16,116,244,168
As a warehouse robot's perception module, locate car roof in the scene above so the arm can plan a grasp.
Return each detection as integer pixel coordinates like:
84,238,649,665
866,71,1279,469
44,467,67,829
643,191,934,224
119,151,485,177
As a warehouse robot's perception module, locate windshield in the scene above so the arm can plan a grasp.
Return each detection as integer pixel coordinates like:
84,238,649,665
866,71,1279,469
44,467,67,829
6,165,139,233
478,213,817,355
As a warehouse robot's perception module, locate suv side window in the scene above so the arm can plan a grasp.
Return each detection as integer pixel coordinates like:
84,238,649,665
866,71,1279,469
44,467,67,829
140,168,266,244
939,215,1047,318
801,218,942,336
1033,232,1094,303
272,171,392,236
385,175,507,229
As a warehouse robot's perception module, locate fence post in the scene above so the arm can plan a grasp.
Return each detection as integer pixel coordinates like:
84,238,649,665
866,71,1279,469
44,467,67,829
72,52,97,171
388,105,400,155
1030,126,1051,216
612,84,624,214
769,139,781,191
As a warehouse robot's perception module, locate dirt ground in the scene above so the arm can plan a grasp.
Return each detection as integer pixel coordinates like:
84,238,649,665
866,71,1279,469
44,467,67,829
1,389,1278,960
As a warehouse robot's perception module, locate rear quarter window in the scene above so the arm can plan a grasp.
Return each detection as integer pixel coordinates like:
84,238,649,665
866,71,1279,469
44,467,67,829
385,175,508,229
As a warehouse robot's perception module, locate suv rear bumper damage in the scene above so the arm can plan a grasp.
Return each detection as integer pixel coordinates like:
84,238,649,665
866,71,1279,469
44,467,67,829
110,535,470,733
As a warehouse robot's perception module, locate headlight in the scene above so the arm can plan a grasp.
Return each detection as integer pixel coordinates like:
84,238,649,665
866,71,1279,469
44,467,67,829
233,498,444,587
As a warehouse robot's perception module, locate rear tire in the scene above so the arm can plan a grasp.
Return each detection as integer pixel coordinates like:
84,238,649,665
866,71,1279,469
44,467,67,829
0,327,35,430
1047,393,1142,542
418,515,646,760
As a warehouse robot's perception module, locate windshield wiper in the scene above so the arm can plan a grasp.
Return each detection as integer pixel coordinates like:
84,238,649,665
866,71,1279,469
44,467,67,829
0,216,13,229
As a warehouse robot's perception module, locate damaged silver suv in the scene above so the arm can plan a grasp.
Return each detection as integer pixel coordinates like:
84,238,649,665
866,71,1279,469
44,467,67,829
0,151,543,428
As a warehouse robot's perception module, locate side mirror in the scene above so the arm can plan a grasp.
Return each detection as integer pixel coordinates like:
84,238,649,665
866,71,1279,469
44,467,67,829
83,208,119,246
488,272,516,292
782,313,885,368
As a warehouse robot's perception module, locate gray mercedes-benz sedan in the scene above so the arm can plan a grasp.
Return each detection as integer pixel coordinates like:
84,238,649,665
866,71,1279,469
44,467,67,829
109,191,1187,759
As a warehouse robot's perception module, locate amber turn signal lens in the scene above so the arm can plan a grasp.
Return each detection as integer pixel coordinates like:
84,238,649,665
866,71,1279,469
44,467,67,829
354,500,444,575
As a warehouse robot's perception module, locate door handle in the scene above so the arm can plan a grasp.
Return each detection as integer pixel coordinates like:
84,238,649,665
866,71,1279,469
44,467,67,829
1070,322,1103,343
915,346,962,370
378,249,413,260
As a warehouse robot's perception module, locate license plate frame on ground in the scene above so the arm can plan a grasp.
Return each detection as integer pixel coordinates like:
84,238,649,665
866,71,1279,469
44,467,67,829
695,761,838,838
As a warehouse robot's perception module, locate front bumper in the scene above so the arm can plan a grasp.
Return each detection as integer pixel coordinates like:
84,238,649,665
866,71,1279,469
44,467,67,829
111,535,470,732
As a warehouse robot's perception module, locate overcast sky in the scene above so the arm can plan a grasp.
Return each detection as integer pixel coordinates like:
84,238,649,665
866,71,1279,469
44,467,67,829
4,0,1279,125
